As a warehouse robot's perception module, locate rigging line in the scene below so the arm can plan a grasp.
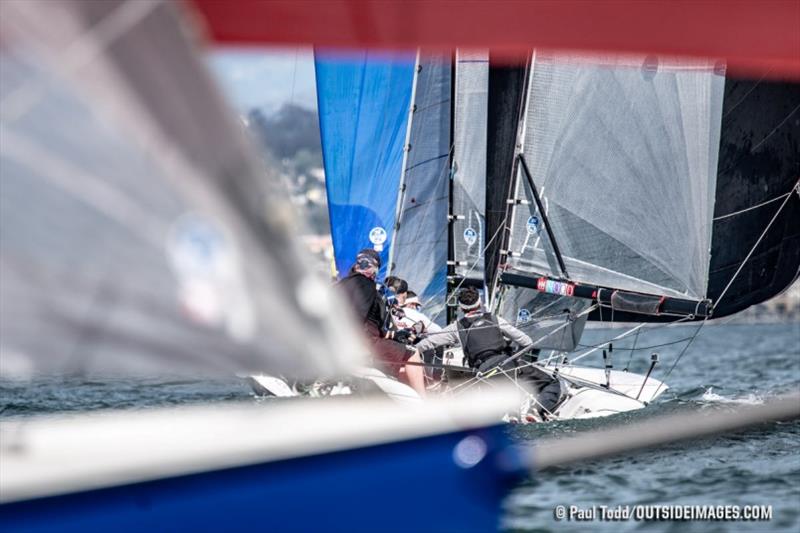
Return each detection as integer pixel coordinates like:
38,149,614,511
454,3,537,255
652,318,708,398
719,104,800,177
721,70,770,120
581,335,698,352
714,187,796,221
566,315,695,365
495,369,555,417
623,327,641,370
715,177,800,307
404,308,592,341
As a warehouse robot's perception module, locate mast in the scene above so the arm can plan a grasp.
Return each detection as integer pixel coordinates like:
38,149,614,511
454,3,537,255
485,51,532,307
447,50,457,323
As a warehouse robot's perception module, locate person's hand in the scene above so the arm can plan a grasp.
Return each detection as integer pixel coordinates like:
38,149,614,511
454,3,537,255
393,329,414,344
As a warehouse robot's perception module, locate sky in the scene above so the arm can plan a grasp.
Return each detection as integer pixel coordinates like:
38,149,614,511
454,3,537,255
207,47,318,113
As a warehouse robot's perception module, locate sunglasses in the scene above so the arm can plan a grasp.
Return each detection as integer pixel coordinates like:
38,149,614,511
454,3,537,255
356,257,379,270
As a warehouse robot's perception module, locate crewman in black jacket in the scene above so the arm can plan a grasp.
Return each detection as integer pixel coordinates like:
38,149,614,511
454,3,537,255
338,249,426,396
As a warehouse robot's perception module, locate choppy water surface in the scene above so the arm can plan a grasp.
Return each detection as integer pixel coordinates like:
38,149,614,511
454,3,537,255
1,322,798,531
505,322,800,532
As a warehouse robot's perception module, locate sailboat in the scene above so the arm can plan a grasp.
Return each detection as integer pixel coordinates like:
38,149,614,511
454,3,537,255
2,1,799,531
249,51,712,419
251,46,800,420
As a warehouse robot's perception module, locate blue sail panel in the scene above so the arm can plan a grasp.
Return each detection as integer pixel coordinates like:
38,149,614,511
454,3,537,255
315,50,415,277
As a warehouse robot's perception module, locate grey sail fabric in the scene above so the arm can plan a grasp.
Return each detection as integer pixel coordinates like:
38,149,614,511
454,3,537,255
496,286,590,352
0,0,364,378
390,52,451,322
505,53,724,300
452,50,489,281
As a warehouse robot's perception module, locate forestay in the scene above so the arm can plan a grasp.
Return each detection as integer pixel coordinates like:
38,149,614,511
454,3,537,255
505,53,724,300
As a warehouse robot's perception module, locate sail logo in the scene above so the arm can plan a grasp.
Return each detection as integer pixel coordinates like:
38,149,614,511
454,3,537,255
526,216,541,235
463,227,478,246
517,308,531,325
369,226,387,252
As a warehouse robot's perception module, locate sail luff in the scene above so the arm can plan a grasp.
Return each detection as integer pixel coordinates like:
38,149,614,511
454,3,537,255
387,51,452,320
387,49,421,278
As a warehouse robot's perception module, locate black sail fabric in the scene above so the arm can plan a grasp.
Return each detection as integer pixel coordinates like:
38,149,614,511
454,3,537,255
705,78,800,318
485,56,529,298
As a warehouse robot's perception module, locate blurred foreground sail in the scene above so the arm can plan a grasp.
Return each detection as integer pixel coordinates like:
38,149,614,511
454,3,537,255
0,0,364,378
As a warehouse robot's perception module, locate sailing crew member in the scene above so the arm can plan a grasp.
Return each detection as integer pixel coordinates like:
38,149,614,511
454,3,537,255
414,287,563,417
415,287,533,372
337,249,426,396
400,291,442,336
384,276,409,306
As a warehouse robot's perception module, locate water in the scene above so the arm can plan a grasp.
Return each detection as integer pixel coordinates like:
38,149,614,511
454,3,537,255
504,322,800,532
1,322,798,531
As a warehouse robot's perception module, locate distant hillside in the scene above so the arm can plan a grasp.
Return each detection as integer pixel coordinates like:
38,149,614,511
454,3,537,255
247,104,322,162
245,104,330,240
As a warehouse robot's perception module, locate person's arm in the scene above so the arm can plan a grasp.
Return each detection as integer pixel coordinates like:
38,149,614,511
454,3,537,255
497,317,533,347
423,317,443,334
414,322,459,352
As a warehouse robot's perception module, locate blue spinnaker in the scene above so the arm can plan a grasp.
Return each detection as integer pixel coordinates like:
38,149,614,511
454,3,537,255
315,50,415,278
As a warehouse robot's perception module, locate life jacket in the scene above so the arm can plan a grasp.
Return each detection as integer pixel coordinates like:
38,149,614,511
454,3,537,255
457,312,507,367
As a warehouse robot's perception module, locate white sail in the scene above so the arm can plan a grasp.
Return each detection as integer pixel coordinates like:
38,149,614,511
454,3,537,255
496,286,590,351
390,51,451,321
0,0,364,378
451,50,489,281
506,53,724,300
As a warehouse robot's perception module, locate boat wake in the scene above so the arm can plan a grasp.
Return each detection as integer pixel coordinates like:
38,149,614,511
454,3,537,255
701,387,764,405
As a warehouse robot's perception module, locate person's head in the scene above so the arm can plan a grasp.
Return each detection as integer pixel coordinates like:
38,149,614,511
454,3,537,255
458,286,482,313
403,290,420,310
385,276,408,305
353,248,380,279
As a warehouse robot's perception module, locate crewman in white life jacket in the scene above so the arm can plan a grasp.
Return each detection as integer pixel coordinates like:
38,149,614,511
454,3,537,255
399,291,442,336
383,276,443,338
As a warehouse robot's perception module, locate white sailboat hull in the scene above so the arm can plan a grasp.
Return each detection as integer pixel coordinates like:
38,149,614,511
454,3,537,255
246,357,667,422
